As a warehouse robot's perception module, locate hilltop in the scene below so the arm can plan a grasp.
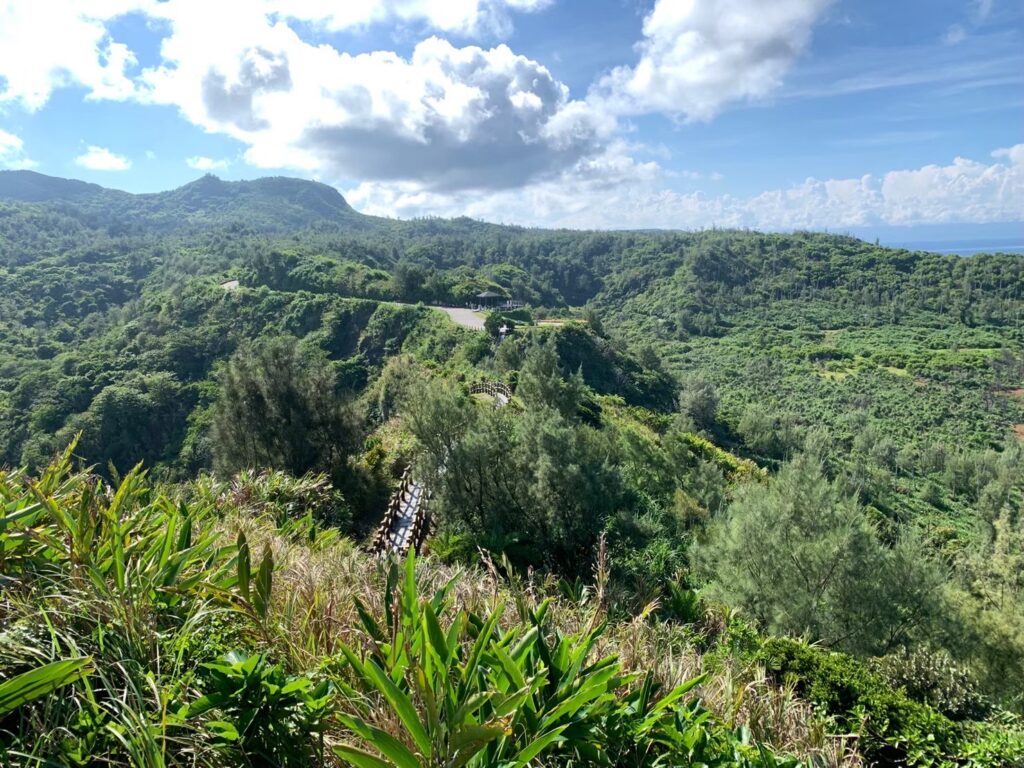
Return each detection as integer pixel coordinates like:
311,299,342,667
0,170,370,233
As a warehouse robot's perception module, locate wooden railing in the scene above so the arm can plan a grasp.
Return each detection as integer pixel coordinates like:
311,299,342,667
469,381,512,403
371,381,513,557
370,467,432,556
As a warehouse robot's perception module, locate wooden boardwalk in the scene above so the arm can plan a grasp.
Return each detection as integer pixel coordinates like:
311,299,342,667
370,381,511,557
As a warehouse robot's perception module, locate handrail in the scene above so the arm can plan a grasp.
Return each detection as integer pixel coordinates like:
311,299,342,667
469,381,512,403
371,381,513,556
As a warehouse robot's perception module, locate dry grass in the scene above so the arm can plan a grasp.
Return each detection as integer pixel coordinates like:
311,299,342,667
228,515,864,767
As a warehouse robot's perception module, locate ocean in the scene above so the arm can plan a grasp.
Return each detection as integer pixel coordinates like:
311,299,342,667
885,238,1024,256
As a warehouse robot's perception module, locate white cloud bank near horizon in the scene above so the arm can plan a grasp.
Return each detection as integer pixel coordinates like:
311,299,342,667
0,0,1020,230
186,156,231,171
346,144,1024,230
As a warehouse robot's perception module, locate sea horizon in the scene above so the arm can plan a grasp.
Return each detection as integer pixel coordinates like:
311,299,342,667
882,237,1024,256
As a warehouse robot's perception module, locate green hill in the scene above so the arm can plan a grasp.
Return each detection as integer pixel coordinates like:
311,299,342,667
0,170,372,233
1,173,1023,766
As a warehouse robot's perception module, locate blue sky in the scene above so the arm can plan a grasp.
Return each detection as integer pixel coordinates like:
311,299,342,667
0,0,1021,238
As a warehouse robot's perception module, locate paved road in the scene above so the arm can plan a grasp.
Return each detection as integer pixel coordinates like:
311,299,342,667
432,306,486,330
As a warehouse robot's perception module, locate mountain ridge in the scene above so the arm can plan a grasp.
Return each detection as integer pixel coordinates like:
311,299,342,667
3,170,1021,248
0,169,127,203
0,170,371,233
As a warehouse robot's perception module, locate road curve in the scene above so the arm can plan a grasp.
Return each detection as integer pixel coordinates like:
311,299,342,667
432,306,486,331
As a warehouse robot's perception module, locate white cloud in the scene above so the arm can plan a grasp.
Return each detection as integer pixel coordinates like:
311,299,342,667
0,0,831,196
943,0,997,45
0,0,552,114
593,0,833,121
278,0,552,36
74,145,132,171
186,155,230,170
0,0,1018,234
138,6,612,191
972,0,994,21
0,130,38,169
347,145,1024,230
0,1,142,111
0,1,594,192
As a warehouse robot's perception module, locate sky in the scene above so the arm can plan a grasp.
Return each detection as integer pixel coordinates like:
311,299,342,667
0,0,1022,239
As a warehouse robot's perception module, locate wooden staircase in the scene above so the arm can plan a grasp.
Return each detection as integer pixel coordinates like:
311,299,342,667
370,380,512,557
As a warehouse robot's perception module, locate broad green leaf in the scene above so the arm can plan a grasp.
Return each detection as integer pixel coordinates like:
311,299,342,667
254,544,273,618
422,602,451,664
354,597,387,643
449,723,508,768
507,725,568,766
0,657,94,716
338,714,422,768
342,647,432,759
236,531,250,602
334,745,394,768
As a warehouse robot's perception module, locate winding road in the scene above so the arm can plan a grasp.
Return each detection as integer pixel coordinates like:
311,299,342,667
431,306,486,330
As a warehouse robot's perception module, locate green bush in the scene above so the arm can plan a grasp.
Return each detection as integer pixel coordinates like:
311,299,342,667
180,652,331,768
873,647,990,721
332,554,796,768
758,638,1024,766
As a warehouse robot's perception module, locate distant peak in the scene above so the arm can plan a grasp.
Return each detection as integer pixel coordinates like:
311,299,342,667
178,173,228,191
0,169,113,202
0,170,360,227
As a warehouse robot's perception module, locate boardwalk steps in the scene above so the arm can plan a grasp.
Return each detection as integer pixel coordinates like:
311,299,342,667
369,467,432,556
370,380,511,557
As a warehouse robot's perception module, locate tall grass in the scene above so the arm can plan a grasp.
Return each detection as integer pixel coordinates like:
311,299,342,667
1,447,857,766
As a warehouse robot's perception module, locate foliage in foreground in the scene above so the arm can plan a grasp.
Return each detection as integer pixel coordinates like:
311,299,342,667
334,554,791,768
1,447,812,767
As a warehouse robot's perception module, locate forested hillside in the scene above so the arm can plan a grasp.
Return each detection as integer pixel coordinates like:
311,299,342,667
2,171,1023,766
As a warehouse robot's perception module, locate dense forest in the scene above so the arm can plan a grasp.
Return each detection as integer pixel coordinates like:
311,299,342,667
1,171,1023,767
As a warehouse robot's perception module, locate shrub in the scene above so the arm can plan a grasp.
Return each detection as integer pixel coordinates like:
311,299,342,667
873,647,990,721
202,468,351,531
180,652,331,768
758,638,1024,766
332,554,795,767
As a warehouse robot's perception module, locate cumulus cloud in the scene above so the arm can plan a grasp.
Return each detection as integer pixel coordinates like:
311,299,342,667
186,155,231,170
0,0,552,113
75,145,132,171
348,145,1024,230
594,0,833,121
0,0,831,196
0,0,141,111
347,140,662,221
0,130,38,169
0,0,1018,232
0,1,599,192
139,5,612,191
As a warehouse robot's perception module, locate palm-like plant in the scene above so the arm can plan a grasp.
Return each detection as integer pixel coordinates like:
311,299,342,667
331,553,780,768
333,554,543,768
